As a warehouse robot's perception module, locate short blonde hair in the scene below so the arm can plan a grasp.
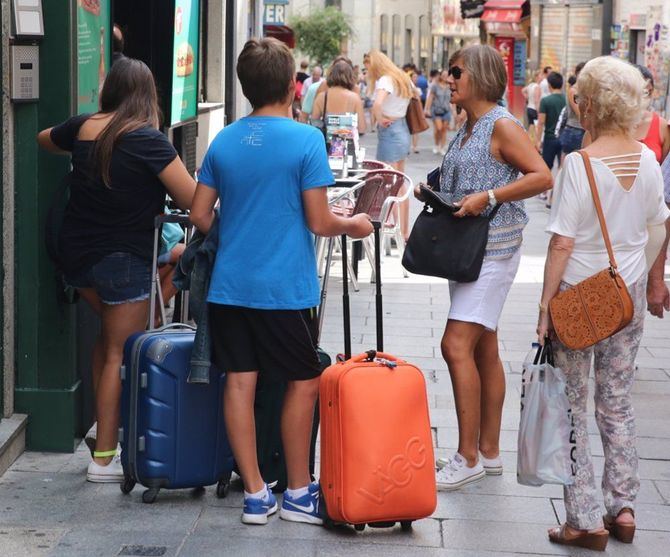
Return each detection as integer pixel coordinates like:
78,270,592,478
449,45,506,102
576,56,646,133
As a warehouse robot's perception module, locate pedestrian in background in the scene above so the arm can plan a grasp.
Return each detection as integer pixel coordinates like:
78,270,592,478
416,69,429,106
536,72,566,173
424,69,452,155
417,45,552,491
633,65,670,164
538,55,670,551
311,60,366,136
538,65,552,104
410,70,423,153
559,62,586,158
299,66,323,123
366,49,414,240
36,58,196,483
522,71,540,136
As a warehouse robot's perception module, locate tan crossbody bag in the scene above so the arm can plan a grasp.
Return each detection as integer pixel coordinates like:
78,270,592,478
549,151,634,350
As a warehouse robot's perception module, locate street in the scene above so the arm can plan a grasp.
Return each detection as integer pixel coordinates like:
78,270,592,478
1,130,669,557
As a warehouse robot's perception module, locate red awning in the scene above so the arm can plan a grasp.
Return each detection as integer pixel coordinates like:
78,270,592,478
484,0,525,8
264,25,295,48
481,8,522,23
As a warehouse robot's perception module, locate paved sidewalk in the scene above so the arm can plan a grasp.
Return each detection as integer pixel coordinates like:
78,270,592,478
1,132,669,556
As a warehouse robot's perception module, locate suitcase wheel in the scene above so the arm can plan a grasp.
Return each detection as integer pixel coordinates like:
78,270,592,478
142,487,160,504
120,476,136,495
354,524,365,532
400,521,413,532
216,479,229,499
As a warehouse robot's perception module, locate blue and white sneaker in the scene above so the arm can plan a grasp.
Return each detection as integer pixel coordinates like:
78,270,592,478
242,486,278,525
279,481,323,525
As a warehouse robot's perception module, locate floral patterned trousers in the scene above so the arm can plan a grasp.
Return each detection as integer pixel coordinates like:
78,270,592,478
553,277,646,530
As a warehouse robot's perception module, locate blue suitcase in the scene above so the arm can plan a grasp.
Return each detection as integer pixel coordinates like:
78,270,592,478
119,324,234,503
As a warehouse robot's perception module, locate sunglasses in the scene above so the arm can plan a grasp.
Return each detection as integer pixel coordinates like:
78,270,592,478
448,66,465,80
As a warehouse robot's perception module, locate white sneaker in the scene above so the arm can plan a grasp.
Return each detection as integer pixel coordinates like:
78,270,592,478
480,453,503,475
439,147,447,155
436,453,485,491
432,146,439,154
86,454,124,483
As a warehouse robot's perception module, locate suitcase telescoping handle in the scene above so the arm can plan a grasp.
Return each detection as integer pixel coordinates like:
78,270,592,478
352,351,398,363
154,323,196,332
341,222,384,360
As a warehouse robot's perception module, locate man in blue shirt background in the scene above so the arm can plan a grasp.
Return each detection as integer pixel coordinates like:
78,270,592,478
190,37,372,526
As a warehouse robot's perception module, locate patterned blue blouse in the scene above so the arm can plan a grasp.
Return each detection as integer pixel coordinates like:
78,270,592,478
440,105,528,260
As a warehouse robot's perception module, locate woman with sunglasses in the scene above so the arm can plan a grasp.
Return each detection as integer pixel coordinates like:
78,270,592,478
416,45,552,491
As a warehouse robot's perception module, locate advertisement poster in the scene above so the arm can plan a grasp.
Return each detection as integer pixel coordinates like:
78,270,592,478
77,0,111,113
171,0,200,126
513,40,527,86
645,6,670,115
494,37,515,96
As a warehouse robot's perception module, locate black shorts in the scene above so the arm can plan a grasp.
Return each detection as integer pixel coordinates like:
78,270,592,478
209,304,321,381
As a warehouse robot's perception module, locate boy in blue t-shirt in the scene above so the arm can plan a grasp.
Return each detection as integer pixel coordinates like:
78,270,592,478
191,38,373,526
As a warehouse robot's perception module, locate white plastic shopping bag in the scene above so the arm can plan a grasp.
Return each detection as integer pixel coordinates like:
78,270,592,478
517,342,576,486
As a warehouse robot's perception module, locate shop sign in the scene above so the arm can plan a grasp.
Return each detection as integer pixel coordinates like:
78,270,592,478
461,1,486,19
513,39,526,86
77,0,111,113
433,0,480,37
264,0,289,26
171,0,200,126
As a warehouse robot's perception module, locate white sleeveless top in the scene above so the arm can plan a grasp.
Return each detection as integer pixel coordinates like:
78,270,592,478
547,145,670,286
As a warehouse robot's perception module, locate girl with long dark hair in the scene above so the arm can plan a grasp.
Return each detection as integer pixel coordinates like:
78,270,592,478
38,58,195,482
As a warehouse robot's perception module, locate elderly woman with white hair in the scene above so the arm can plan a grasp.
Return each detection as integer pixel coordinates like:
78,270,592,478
537,56,670,551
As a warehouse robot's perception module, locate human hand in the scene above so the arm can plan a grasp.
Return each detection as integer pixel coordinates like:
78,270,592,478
414,183,427,201
348,213,374,239
424,111,431,118
453,192,489,218
536,141,542,153
536,309,553,344
646,278,670,318
379,118,393,128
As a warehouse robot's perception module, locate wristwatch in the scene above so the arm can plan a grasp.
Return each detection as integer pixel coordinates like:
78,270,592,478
487,189,498,208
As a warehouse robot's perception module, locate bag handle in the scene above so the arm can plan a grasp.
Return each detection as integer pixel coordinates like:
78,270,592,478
578,150,618,271
349,351,400,363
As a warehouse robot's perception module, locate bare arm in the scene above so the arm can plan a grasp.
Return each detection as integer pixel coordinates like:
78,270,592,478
534,86,541,110
537,234,575,342
647,218,670,318
302,188,373,238
453,119,553,217
189,183,219,235
424,89,433,115
311,92,324,122
158,157,196,210
355,96,367,134
37,128,68,154
372,89,391,127
535,113,546,150
660,117,670,162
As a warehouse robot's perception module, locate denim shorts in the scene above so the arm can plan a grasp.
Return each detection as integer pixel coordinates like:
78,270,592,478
66,252,152,305
560,126,585,154
431,108,451,122
376,118,411,163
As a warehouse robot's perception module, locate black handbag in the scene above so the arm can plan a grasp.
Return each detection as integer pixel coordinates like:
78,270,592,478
402,184,500,283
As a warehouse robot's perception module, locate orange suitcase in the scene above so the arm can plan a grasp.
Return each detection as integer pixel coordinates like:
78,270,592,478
319,225,436,531
320,350,437,530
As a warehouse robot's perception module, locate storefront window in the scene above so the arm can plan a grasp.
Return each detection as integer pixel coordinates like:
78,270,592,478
405,15,415,65
392,14,401,64
380,14,389,54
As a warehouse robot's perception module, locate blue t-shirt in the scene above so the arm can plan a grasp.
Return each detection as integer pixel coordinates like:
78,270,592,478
198,116,334,310
416,75,429,101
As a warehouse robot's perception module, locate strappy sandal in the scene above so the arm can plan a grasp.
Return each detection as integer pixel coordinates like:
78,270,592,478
548,524,609,551
604,508,635,543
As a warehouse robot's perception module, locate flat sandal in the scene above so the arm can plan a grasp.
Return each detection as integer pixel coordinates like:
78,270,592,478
548,523,609,551
604,507,635,543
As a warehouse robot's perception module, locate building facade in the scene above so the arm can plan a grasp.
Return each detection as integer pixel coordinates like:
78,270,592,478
287,0,434,72
611,1,670,114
